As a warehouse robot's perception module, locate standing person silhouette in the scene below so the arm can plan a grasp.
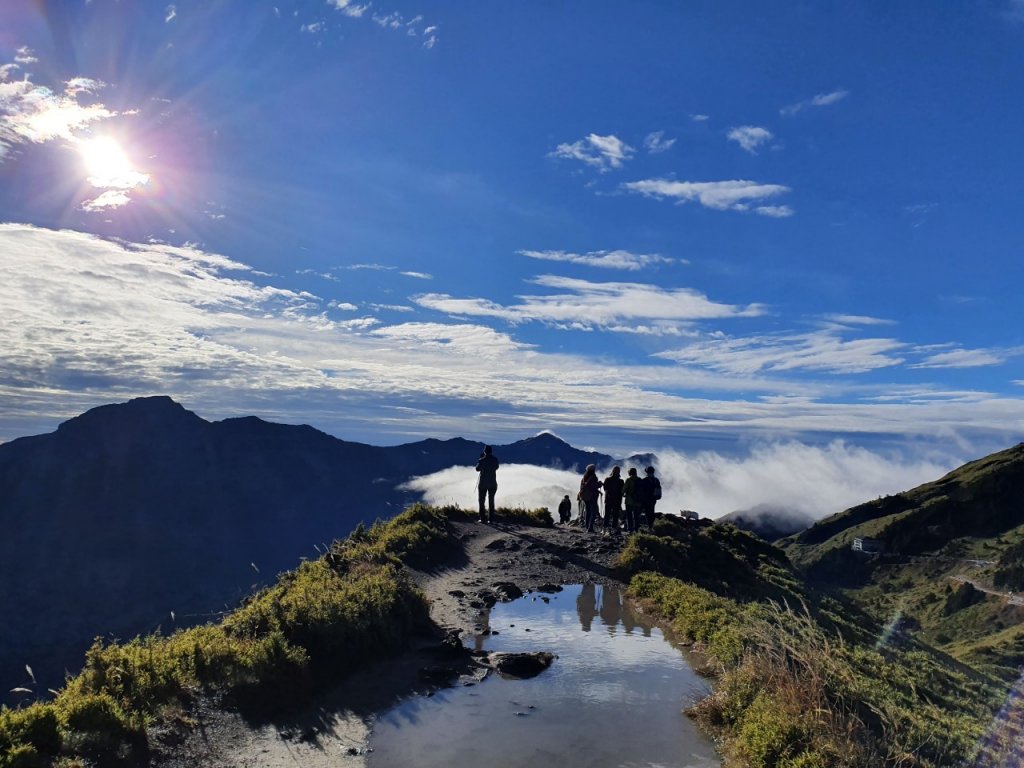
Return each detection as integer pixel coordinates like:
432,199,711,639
602,466,625,535
579,464,602,533
623,467,640,533
557,494,572,525
639,466,662,530
475,445,499,523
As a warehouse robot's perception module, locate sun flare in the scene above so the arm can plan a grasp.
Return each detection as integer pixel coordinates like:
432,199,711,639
77,136,150,190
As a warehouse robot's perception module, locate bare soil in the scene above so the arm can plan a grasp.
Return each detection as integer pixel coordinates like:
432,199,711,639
149,519,629,767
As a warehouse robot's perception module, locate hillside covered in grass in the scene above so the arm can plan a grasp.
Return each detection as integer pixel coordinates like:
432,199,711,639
0,505,468,768
780,442,1024,683
3,496,1021,768
618,515,1017,767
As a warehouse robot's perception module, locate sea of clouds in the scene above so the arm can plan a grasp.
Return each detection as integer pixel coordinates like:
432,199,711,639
402,440,960,522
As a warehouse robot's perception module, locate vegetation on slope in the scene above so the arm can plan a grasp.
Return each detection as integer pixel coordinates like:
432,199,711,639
619,519,1010,768
0,504,458,767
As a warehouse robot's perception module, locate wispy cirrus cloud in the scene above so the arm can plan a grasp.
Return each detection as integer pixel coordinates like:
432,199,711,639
324,1,438,48
164,5,177,23
413,274,764,332
727,125,774,154
517,249,675,271
401,270,433,280
550,133,635,172
911,346,1017,369
622,178,792,215
780,89,849,116
4,224,1024,451
657,330,907,374
643,130,676,154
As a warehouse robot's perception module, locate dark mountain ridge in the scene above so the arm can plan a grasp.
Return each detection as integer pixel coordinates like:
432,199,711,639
0,396,615,693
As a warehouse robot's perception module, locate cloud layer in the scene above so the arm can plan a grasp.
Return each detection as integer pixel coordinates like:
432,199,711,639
403,440,958,522
3,225,1024,453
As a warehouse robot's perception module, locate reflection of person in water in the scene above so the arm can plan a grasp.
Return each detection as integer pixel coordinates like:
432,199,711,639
598,584,623,633
576,582,597,632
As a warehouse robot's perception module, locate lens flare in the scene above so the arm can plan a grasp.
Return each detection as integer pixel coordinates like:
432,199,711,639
77,136,149,190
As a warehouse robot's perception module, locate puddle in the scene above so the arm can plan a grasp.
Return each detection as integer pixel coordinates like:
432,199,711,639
367,583,720,767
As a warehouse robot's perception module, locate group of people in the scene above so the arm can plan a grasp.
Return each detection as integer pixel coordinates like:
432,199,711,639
475,444,662,533
560,464,661,533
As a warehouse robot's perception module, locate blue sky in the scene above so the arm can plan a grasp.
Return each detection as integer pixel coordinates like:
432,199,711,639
3,0,1024,470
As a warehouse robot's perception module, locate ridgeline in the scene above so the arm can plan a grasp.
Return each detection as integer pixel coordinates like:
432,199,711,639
4,475,1023,767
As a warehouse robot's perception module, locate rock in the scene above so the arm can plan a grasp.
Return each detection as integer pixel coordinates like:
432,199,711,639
485,538,520,552
492,582,524,601
448,590,466,597
419,665,459,683
490,651,556,679
536,584,563,593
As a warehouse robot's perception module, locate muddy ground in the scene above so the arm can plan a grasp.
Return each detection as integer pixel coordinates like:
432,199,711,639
150,519,632,767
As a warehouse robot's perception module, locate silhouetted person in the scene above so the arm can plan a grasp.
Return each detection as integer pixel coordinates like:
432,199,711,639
639,465,661,530
623,467,641,533
579,464,602,532
476,445,499,523
602,466,624,534
557,494,572,524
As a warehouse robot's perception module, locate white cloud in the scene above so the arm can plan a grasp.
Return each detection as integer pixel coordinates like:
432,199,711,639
4,225,1024,451
165,5,177,23
81,190,131,211
622,178,791,214
517,249,675,271
822,314,896,327
326,0,436,45
403,464,583,512
912,347,1010,369
657,330,906,374
0,73,117,152
781,89,849,116
402,441,958,523
401,271,433,280
14,47,38,65
691,114,709,122
643,131,675,154
550,133,635,172
331,301,358,311
330,0,370,18
301,21,325,33
369,303,415,313
727,125,773,154
653,442,954,520
415,274,764,332
754,205,794,218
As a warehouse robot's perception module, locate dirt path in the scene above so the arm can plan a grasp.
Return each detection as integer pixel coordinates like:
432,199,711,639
950,574,1024,606
150,520,631,766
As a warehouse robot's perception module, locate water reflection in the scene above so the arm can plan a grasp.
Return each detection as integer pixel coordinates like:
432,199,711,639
368,584,719,768
576,583,650,637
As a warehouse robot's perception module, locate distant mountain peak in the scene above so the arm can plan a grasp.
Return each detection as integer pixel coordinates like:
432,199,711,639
56,395,205,437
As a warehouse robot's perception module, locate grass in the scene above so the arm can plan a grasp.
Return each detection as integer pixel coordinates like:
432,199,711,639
621,521,1008,768
0,503,465,767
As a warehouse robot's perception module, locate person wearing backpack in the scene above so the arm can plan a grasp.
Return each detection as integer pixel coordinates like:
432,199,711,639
639,466,661,530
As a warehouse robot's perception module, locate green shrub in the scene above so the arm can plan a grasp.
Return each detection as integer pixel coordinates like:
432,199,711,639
2,744,46,768
58,694,127,735
0,704,60,759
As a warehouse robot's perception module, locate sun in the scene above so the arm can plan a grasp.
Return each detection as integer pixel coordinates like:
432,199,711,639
77,136,149,190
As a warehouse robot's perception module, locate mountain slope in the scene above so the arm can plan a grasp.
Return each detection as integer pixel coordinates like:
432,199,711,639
782,442,1024,679
0,397,614,692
